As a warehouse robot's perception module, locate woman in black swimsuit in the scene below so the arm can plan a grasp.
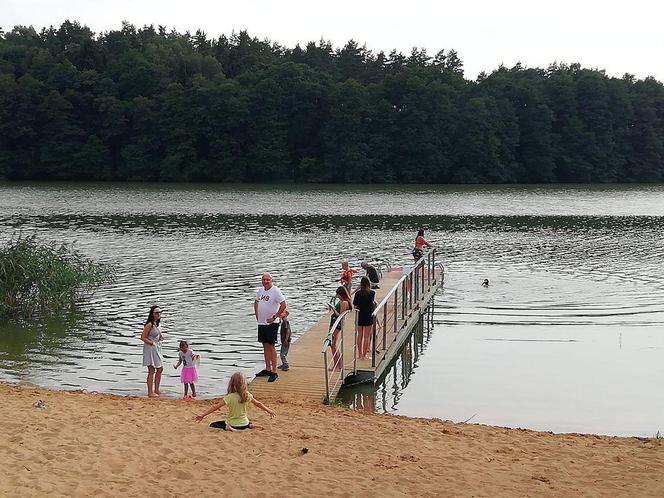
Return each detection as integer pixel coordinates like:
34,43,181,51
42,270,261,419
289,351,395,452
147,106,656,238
352,277,376,360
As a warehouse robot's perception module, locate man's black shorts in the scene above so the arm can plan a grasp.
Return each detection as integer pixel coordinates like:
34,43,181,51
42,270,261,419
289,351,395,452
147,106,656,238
257,323,279,344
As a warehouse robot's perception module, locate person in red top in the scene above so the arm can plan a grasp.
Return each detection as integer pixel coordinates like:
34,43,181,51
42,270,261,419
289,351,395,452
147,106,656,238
412,229,433,262
339,261,357,291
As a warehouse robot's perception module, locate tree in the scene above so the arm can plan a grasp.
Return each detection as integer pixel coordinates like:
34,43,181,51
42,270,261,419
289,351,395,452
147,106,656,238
1,20,663,184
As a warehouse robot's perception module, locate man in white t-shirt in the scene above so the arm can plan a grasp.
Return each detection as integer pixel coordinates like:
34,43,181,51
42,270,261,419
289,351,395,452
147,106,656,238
254,273,287,382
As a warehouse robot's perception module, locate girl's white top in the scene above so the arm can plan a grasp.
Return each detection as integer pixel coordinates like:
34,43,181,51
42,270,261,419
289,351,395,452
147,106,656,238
178,349,196,367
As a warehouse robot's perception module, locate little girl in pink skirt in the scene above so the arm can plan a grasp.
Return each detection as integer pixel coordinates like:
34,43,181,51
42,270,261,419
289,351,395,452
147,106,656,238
174,340,199,399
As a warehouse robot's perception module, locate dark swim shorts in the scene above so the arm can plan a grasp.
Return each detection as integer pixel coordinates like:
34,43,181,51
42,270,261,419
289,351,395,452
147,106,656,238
209,421,252,430
257,323,279,344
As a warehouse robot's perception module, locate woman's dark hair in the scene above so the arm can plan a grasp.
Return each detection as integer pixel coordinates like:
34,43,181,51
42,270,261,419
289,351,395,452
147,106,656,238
145,305,161,326
335,286,352,308
179,340,188,349
359,276,371,293
416,229,425,240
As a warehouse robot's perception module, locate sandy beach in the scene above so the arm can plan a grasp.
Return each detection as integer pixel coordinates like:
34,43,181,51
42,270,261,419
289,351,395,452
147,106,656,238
1,383,662,497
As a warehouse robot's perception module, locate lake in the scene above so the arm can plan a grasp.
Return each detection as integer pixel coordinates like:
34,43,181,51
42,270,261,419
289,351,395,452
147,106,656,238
1,182,663,436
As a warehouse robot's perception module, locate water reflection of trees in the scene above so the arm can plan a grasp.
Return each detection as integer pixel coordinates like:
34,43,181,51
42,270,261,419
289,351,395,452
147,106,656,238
0,311,102,373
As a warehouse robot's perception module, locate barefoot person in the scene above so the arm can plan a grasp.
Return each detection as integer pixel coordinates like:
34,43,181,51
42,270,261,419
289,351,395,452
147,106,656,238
174,340,199,400
140,305,164,398
352,277,376,360
254,273,287,383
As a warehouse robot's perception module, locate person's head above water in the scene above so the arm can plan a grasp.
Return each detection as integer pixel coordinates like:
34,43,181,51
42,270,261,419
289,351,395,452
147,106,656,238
261,272,273,290
341,261,349,270
482,279,489,287
360,262,369,269
179,340,188,352
417,229,425,238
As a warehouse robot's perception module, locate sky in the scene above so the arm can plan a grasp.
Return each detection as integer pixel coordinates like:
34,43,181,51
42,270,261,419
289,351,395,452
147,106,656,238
3,0,663,82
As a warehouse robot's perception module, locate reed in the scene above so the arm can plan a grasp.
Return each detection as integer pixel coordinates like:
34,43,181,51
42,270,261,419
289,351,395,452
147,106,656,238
0,236,114,318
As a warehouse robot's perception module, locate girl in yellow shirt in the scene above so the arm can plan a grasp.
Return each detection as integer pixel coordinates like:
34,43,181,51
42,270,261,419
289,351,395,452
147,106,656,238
194,372,275,431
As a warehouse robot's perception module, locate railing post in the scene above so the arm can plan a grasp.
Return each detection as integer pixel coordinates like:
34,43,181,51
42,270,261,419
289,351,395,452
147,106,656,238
371,321,377,367
323,349,330,403
393,287,398,337
409,273,413,312
428,251,432,286
353,312,358,374
421,261,425,295
340,320,345,378
401,279,406,319
382,300,387,350
433,248,436,282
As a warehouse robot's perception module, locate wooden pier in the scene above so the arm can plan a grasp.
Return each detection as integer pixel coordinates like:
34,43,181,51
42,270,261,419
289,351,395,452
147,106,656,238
249,250,443,402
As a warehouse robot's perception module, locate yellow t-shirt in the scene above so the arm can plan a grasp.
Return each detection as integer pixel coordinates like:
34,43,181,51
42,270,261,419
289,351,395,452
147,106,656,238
224,391,254,427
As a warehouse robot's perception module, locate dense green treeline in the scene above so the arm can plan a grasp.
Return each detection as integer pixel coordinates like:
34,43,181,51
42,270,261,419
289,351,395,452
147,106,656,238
1,21,663,183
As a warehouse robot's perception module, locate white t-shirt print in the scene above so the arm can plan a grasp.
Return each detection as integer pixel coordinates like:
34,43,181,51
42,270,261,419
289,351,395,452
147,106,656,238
255,285,286,325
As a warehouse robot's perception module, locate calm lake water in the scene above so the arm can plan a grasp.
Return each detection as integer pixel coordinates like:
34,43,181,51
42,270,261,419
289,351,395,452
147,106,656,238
1,182,663,437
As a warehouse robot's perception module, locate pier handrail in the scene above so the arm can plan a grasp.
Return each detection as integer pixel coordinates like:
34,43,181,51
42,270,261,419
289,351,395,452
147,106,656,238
376,260,391,278
372,274,407,315
321,248,442,402
369,248,440,369
372,248,433,316
320,310,352,352
321,309,353,403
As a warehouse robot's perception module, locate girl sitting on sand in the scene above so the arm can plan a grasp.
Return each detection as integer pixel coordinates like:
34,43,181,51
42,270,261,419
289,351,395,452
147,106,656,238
174,340,199,400
194,372,275,431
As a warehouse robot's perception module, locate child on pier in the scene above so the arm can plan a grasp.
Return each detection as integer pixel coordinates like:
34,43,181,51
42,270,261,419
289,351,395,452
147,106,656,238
194,372,275,431
339,261,357,292
174,340,199,399
278,309,292,371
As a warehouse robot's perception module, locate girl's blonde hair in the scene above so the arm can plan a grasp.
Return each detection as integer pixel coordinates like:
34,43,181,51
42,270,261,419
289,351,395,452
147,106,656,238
227,372,249,403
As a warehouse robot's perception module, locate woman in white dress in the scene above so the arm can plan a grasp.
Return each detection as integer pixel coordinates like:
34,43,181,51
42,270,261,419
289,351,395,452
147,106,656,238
140,305,164,397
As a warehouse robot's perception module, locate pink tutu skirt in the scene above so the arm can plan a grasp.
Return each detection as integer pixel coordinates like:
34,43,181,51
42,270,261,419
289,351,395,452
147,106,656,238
180,366,199,383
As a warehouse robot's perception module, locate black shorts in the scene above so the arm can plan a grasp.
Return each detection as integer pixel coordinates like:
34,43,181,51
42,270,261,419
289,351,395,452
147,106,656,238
258,323,279,344
358,313,374,327
210,421,252,430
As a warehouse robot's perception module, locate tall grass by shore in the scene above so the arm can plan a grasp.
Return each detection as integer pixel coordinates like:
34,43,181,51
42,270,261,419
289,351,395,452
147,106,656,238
0,236,114,319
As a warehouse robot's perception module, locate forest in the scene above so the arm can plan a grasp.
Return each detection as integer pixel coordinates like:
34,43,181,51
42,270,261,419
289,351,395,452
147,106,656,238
0,21,663,183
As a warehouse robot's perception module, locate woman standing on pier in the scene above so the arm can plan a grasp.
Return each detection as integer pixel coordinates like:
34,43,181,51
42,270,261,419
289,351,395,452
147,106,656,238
352,277,376,360
412,229,433,262
329,286,352,371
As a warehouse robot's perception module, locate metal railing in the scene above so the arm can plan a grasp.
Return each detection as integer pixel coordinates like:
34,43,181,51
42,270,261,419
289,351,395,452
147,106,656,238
376,260,392,279
321,309,352,403
370,248,440,369
321,249,442,402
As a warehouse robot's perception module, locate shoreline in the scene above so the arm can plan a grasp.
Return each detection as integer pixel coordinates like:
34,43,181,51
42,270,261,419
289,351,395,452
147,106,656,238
1,382,663,497
6,379,653,438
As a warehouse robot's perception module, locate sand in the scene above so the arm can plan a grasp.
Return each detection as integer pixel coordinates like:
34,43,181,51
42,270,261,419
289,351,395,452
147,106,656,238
1,383,663,497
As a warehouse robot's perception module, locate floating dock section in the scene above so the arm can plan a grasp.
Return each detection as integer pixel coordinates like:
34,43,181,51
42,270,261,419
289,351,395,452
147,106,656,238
249,249,443,403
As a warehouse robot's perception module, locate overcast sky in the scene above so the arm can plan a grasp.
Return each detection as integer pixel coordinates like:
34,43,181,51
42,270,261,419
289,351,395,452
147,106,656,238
3,0,663,81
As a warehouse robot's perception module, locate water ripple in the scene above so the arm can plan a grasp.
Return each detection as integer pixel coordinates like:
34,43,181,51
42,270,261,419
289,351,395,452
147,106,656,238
1,185,663,397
